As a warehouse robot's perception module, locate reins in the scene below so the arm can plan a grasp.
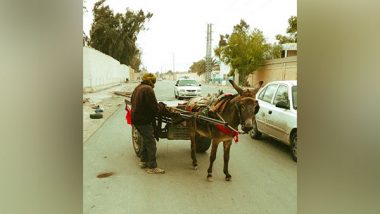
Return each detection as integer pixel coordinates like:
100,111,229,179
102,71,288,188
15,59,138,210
211,95,252,135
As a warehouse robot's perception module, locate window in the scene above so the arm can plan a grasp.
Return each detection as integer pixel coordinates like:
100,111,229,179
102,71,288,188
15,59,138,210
273,85,289,106
258,87,266,100
292,86,297,109
262,84,278,103
179,79,198,86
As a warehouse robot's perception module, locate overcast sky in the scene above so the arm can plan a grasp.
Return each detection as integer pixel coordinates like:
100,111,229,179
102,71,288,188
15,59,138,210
83,0,296,73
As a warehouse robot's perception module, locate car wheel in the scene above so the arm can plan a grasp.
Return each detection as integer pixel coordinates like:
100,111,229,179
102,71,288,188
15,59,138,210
290,131,297,162
250,120,262,139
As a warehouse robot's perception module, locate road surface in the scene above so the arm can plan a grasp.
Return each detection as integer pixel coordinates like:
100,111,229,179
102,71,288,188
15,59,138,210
84,80,297,214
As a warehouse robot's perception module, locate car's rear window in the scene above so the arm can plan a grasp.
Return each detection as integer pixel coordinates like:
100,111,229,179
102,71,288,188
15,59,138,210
179,80,198,86
262,84,278,103
273,85,289,106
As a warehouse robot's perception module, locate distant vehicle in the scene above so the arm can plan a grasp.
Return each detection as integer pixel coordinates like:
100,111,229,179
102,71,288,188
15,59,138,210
158,78,163,81
250,80,298,161
174,78,202,99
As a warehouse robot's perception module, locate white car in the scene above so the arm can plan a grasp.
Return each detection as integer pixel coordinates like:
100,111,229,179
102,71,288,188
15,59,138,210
250,80,298,161
174,79,202,99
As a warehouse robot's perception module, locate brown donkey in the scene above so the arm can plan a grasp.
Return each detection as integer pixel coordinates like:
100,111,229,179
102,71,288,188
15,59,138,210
186,80,263,181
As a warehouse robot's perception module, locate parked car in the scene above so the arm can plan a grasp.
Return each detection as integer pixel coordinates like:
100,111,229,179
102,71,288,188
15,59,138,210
251,80,297,161
174,78,202,99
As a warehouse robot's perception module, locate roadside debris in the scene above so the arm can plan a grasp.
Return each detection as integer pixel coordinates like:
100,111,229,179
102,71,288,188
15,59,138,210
83,98,90,103
113,91,132,97
91,104,100,109
90,113,103,119
95,107,104,113
89,105,104,119
96,172,114,178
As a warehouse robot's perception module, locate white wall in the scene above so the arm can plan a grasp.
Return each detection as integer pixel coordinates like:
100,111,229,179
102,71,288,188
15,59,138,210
83,47,131,92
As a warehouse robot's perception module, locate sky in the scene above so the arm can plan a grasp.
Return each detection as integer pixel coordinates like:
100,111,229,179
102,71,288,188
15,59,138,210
83,0,297,73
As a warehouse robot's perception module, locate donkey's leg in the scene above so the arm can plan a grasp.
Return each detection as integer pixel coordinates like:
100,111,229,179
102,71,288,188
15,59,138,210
190,131,198,170
223,140,232,181
207,139,219,181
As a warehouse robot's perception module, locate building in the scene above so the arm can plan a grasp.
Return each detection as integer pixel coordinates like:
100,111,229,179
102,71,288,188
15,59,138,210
281,43,297,58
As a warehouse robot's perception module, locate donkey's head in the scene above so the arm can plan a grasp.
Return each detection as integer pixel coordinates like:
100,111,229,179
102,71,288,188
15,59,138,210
229,80,263,132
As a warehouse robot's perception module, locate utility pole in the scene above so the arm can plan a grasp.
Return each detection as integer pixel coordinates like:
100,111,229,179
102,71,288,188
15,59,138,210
172,53,175,74
172,53,176,80
205,23,213,83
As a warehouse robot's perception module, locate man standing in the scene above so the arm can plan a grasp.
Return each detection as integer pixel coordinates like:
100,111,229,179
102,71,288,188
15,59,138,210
131,73,165,174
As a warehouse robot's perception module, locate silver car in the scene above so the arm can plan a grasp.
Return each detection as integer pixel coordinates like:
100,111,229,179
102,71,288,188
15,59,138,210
174,79,202,99
250,80,297,161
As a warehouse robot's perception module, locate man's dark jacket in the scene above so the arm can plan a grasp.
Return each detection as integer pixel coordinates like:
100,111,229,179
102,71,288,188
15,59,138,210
131,83,159,125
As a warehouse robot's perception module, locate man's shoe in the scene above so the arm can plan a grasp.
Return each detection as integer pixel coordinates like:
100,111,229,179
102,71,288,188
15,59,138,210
139,162,147,169
146,167,165,174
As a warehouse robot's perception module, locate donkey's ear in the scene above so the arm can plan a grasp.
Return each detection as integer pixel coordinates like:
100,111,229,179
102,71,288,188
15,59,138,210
229,79,243,95
249,81,264,97
256,81,264,88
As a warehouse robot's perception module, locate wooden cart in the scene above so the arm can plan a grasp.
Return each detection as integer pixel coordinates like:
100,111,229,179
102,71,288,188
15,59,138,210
125,99,212,156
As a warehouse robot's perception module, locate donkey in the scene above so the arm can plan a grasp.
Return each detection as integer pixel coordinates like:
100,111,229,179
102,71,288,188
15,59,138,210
186,80,263,181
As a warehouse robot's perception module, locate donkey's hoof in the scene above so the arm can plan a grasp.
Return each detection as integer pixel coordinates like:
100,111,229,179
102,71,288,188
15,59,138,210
225,176,232,181
207,175,213,182
193,166,198,170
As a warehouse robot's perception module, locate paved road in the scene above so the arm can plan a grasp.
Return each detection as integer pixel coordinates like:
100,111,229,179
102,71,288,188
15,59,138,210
84,80,297,214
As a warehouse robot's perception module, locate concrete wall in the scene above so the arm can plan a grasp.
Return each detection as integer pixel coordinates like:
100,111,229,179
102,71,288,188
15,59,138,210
247,56,297,86
83,47,132,92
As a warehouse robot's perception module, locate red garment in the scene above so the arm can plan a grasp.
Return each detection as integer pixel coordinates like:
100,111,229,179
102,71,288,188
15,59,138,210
125,104,132,125
215,124,239,143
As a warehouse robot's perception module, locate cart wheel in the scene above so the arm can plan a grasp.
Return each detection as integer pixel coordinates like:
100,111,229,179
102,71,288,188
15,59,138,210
132,125,142,157
195,135,211,153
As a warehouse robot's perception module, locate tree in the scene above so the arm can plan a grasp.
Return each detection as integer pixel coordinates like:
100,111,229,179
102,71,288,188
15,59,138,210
214,19,270,85
287,16,297,37
129,50,142,72
83,0,88,13
189,59,205,76
189,58,219,76
89,0,153,72
265,43,282,59
275,16,297,44
83,31,89,46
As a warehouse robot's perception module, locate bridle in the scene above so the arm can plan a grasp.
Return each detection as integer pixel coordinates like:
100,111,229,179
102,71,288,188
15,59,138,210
234,96,257,133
